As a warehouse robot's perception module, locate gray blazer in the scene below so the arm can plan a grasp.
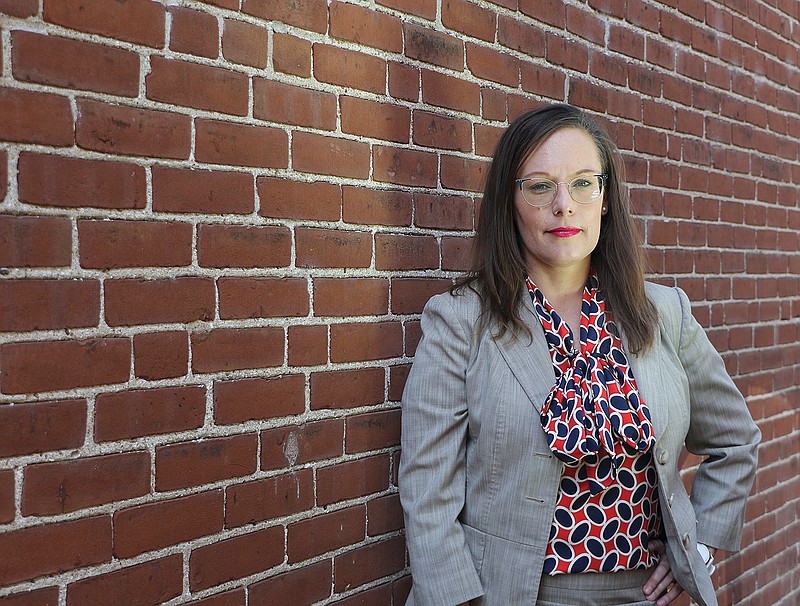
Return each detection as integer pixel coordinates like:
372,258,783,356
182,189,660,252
399,282,760,606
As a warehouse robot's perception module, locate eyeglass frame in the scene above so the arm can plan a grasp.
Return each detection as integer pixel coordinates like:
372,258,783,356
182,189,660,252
514,173,608,207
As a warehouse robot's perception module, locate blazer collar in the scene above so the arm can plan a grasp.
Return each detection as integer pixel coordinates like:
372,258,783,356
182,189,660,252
492,291,669,439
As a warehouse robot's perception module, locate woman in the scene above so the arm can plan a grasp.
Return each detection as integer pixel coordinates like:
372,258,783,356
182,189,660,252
399,104,760,606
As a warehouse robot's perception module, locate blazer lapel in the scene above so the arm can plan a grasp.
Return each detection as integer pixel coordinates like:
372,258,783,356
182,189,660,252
493,293,556,413
625,335,669,440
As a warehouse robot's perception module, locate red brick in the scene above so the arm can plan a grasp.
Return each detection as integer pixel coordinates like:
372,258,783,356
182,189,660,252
421,69,481,114
0,587,59,606
243,0,327,33
0,216,71,268
214,374,305,425
310,368,385,410
317,455,390,506
0,279,99,332
389,61,420,102
341,96,411,144
343,186,412,227
568,78,609,113
66,555,181,606
330,322,403,363
18,153,146,210
405,320,422,355
258,177,341,221
414,193,474,230
0,338,129,395
288,325,327,367
388,364,410,401
195,118,288,168
79,220,191,269
133,331,189,380
367,494,404,536
190,526,283,591
260,420,344,471
499,15,545,57
314,278,389,317
22,452,150,516
589,52,627,87
441,154,491,192
169,6,218,58
0,87,72,146
249,559,332,606
404,22,464,70
0,469,14,524
467,43,520,87
191,327,284,374
475,122,503,156
254,79,337,130
222,19,268,68
44,0,165,47
296,227,372,269
226,469,314,528
547,35,589,72
152,166,253,214
287,505,365,563
412,110,471,152
520,63,567,101
334,536,406,592
333,5,402,53
313,44,386,94
0,516,111,587
293,131,370,179
105,277,214,326
218,277,308,320
330,582,393,606
391,278,452,314
443,0,496,41
375,233,439,270
12,30,138,96
184,589,245,606
0,399,86,457
197,224,291,268
0,0,37,17
114,491,223,558
273,33,311,77
76,99,190,159
373,146,437,187
346,409,402,454
94,385,205,442
147,56,246,114
0,150,6,203
442,236,474,271
156,434,258,491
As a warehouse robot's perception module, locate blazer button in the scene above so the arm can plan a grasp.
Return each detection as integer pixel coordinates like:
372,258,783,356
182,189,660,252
657,450,668,465
668,493,674,508
682,534,690,550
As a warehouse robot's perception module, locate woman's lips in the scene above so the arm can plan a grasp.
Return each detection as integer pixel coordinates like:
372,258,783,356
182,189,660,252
547,227,581,237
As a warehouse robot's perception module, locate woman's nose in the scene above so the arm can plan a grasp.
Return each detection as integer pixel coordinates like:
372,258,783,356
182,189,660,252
551,182,575,215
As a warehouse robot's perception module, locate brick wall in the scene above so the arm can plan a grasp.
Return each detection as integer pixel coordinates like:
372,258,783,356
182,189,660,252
0,0,798,605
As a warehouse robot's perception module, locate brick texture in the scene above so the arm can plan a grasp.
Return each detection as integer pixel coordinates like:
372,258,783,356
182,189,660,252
0,2,796,605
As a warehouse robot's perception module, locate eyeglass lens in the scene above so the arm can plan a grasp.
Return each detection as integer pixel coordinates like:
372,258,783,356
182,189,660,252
519,175,604,206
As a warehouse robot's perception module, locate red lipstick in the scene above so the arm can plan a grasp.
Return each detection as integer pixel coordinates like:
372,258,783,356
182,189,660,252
547,227,581,237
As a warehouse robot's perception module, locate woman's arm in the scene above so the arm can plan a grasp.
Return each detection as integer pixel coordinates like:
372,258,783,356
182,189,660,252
399,293,484,606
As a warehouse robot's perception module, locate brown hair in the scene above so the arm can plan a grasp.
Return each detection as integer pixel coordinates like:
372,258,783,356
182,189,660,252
455,103,657,353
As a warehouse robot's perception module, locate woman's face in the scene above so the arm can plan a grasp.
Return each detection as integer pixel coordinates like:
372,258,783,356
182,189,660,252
513,127,606,281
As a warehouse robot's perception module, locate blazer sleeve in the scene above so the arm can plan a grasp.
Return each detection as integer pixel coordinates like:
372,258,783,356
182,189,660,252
399,293,484,606
673,286,761,552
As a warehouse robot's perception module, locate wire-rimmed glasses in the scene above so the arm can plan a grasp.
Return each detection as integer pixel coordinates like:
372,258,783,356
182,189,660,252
515,174,607,207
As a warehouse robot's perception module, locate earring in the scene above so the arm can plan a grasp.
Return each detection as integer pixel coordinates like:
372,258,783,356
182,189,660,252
602,206,607,212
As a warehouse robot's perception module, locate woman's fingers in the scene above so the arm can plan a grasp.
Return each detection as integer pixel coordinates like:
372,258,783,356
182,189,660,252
643,540,685,605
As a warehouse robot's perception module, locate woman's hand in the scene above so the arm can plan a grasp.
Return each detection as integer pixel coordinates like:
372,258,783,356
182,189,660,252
643,539,684,605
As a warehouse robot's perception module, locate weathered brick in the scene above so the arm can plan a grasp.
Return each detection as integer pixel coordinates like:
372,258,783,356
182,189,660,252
0,399,86,457
287,325,328,367
443,0,496,41
467,43,520,87
314,278,389,317
44,0,165,47
0,587,59,606
197,224,291,269
22,452,150,516
421,69,481,115
260,420,344,470
189,526,284,591
152,166,254,214
341,96,411,143
225,469,314,528
218,277,309,320
19,153,146,210
414,193,474,230
105,277,215,326
257,177,341,222
333,536,406,592
242,0,327,33
0,516,111,587
317,455,390,506
375,234,439,270
293,131,370,179
373,146,437,187
94,386,205,442
191,328,284,374
310,368,385,410
330,322,404,363
213,375,305,425
346,409,402,454
296,227,372,269
391,278,452,314
389,61,420,102
440,154,491,192
114,491,224,558
156,434,258,491
254,79,337,131
0,87,72,146
0,279,99,332
272,33,311,77
0,0,37,17
0,216,71,268
313,44,386,94
133,331,189,381
331,1,403,52
183,589,245,606
404,23,464,70
195,119,288,168
222,19,268,68
0,338,130,395
66,555,181,606
0,469,14,524
168,6,219,59
287,505,365,563
248,559,332,606
367,494,404,536
12,30,139,96
342,186,412,227
412,110,472,152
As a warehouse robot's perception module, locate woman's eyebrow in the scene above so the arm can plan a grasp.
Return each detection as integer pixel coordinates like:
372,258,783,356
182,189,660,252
517,168,600,179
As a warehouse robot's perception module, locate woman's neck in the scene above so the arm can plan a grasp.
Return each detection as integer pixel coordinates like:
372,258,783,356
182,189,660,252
528,265,590,334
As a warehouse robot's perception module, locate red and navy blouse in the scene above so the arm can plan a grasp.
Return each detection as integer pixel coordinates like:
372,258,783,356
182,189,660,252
526,274,662,574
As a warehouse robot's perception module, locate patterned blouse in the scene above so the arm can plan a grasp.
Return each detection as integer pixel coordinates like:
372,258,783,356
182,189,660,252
526,274,662,575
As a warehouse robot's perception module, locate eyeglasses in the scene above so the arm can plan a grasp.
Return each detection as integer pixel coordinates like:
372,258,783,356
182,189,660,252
515,174,607,207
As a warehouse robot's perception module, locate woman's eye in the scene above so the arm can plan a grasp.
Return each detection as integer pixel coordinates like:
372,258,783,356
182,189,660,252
527,181,554,194
572,178,592,188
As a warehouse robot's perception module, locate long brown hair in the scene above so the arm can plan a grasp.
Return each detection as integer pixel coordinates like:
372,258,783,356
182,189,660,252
455,103,657,353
